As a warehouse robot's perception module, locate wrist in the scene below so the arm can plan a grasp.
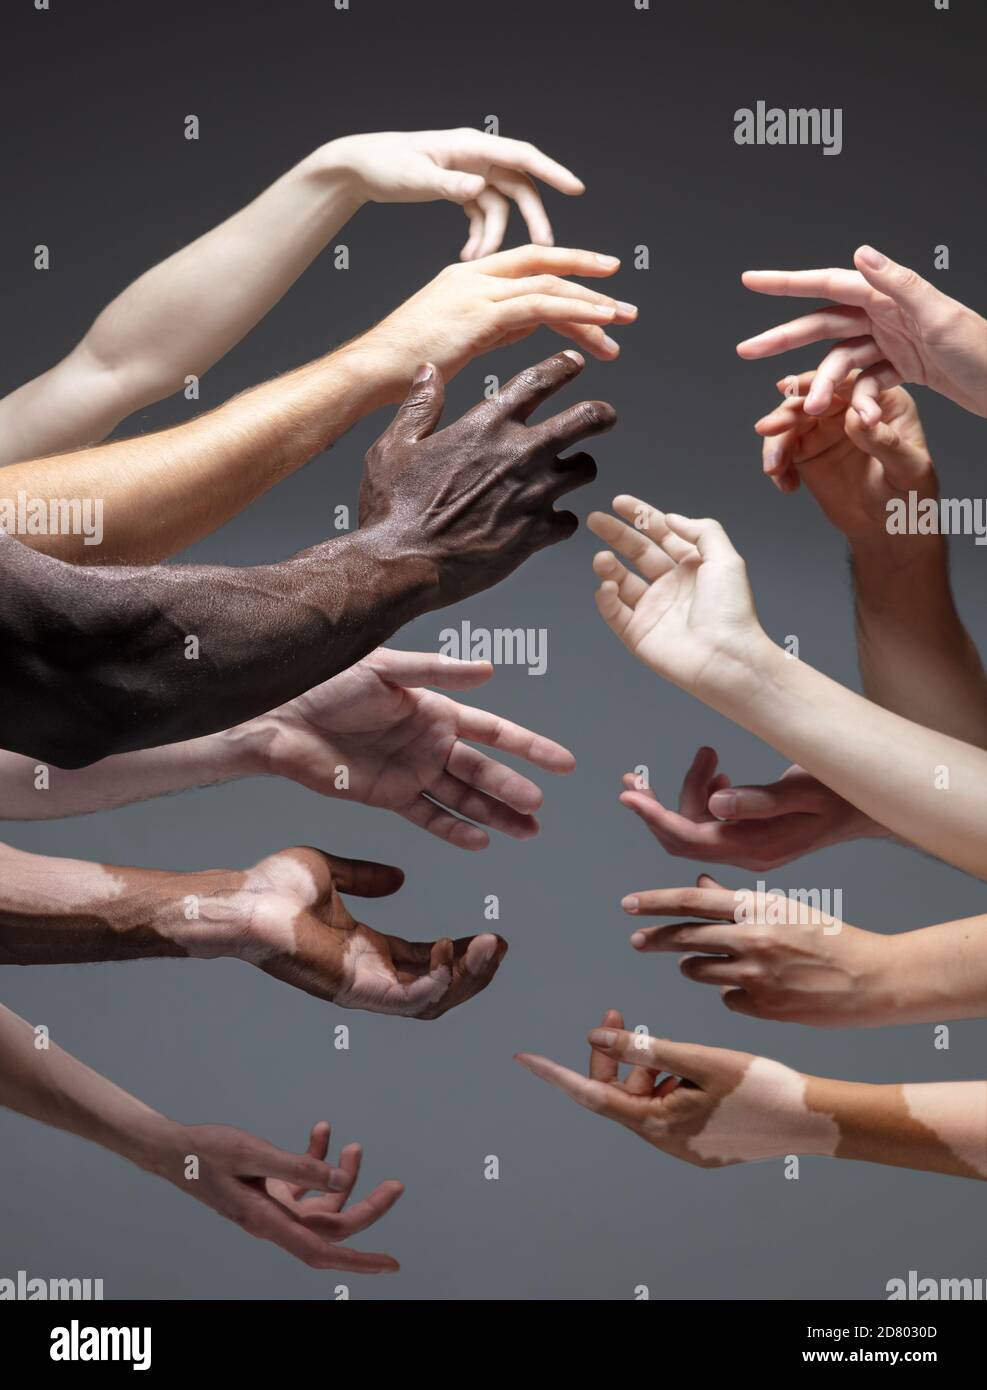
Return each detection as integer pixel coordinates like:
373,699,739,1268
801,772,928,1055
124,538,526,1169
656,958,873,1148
690,627,782,714
155,868,252,961
298,140,365,220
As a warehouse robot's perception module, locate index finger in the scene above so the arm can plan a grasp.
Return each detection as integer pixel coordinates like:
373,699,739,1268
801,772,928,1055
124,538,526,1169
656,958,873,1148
622,886,740,919
464,132,585,193
741,267,876,307
514,1052,645,1123
477,245,620,279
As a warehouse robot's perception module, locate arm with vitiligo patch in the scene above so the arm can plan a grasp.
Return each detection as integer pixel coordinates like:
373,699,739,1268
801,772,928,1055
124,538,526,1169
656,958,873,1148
0,352,613,768
517,1018,987,1180
0,841,505,1020
0,1002,403,1271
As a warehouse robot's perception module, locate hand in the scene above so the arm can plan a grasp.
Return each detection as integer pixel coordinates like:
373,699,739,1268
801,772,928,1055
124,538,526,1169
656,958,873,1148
620,749,883,872
154,1118,403,1271
587,499,765,697
754,371,938,544
361,245,636,394
516,1013,840,1167
233,847,506,1019
246,648,575,850
738,245,987,422
622,875,896,1028
361,351,616,608
325,128,584,258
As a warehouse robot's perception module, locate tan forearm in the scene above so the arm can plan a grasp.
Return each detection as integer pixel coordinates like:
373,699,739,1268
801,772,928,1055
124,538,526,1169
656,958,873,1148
852,536,987,746
0,340,394,564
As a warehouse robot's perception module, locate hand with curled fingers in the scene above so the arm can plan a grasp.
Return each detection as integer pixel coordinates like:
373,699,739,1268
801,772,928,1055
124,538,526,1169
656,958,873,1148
362,351,616,608
587,497,765,699
328,127,585,259
754,370,938,547
158,1118,403,1272
620,875,894,1028
737,246,987,423
516,1012,836,1168
231,847,507,1019
619,749,884,872
361,245,635,395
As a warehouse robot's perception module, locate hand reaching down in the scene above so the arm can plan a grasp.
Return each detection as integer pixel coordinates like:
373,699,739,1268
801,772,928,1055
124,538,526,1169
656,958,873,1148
329,127,585,258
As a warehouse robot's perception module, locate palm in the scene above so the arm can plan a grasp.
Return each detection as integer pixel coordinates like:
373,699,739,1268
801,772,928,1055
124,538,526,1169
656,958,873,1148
632,560,754,686
248,847,506,1020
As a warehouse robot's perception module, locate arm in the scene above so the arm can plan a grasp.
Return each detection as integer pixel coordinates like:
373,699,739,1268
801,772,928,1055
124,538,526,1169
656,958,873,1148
0,351,613,767
0,649,574,850
517,1019,987,1181
621,876,987,1027
0,841,506,1020
0,245,631,564
588,498,987,883
0,128,586,466
0,1003,402,1270
755,371,987,745
738,245,987,422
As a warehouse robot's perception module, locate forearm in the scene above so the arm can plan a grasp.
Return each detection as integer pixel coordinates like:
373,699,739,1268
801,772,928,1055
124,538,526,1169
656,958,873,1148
803,1076,987,1180
0,524,435,768
0,724,257,820
705,639,987,881
0,339,401,565
0,841,242,965
875,917,987,1025
0,1002,175,1170
852,535,987,746
0,144,363,466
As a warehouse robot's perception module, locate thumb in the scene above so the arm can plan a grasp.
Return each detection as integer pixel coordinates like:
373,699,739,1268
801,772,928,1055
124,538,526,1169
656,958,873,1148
708,779,818,821
390,363,445,443
429,167,486,204
853,246,938,321
844,408,932,488
325,855,405,899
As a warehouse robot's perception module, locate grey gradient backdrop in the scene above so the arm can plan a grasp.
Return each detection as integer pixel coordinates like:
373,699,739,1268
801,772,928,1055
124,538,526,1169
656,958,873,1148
1,0,985,1300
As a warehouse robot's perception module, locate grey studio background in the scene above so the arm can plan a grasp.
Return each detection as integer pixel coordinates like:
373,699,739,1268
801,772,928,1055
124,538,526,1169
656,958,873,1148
1,0,985,1301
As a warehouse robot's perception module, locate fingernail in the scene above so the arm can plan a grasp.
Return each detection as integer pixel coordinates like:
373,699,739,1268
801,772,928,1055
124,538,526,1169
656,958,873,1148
857,245,887,271
710,791,736,817
616,301,638,317
561,349,584,365
621,894,639,912
595,254,619,266
588,1028,617,1047
601,335,620,354
593,305,617,320
413,363,433,384
326,1167,349,1191
630,931,647,949
764,448,782,474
